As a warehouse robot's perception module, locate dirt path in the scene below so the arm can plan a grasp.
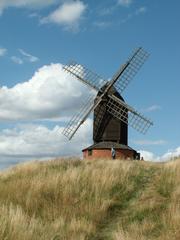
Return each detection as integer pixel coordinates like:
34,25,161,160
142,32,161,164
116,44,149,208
89,165,158,240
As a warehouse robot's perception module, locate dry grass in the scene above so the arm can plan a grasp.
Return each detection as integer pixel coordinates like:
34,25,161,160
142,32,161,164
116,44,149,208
0,158,179,240
113,159,180,240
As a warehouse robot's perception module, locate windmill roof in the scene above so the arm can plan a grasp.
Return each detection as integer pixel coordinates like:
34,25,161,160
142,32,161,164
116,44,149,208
82,141,135,151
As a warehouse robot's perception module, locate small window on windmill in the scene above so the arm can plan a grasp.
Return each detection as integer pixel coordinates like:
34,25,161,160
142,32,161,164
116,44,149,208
88,149,92,156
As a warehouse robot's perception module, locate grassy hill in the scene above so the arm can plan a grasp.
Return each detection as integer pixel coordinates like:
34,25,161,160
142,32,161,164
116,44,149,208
0,158,179,240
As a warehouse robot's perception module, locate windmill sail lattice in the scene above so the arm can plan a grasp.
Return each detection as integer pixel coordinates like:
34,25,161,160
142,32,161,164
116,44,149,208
62,47,153,140
63,61,107,91
107,95,152,134
62,94,95,139
113,48,149,93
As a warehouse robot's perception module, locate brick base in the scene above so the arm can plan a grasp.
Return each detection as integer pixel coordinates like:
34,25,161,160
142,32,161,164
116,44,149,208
83,148,136,160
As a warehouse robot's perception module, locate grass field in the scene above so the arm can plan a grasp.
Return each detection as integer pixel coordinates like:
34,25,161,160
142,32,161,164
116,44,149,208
0,158,179,240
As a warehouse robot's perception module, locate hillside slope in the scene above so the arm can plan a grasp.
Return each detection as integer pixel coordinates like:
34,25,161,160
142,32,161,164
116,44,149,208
0,158,179,240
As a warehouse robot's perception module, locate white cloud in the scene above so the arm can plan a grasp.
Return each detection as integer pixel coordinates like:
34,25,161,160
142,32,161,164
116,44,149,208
143,105,161,112
0,122,179,167
28,12,40,18
99,7,115,16
41,1,87,31
0,62,96,169
0,48,7,56
134,140,167,146
93,21,111,29
0,63,95,121
98,5,118,16
11,56,23,64
121,13,132,23
120,6,147,24
0,0,59,15
160,147,180,161
117,0,133,7
135,6,147,15
0,120,92,167
19,49,39,63
139,146,180,162
139,150,155,161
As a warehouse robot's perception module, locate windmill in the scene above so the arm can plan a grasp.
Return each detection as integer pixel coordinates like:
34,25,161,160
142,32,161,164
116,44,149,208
62,47,153,159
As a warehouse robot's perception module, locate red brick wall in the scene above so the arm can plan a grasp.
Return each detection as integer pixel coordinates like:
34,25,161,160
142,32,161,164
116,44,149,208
83,149,135,160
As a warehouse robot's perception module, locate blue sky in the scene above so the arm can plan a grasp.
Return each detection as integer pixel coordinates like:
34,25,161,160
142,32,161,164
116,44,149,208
0,0,180,168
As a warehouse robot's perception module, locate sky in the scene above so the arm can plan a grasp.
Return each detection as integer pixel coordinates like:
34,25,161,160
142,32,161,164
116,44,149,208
0,0,180,169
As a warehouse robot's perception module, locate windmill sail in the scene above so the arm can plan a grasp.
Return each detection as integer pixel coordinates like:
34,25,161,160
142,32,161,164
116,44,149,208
62,94,95,140
113,47,149,93
107,95,153,134
62,89,108,140
63,61,107,92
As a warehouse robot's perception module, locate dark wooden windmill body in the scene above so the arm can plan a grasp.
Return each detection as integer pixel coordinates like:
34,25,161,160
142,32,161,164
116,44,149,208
62,48,153,160
93,86,128,145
